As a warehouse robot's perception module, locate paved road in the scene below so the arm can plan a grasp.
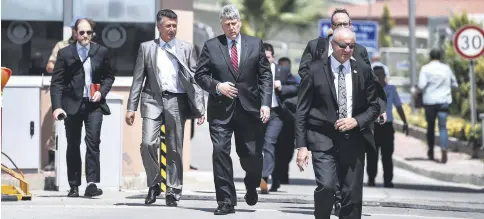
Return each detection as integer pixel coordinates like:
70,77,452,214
2,119,483,219
2,195,483,219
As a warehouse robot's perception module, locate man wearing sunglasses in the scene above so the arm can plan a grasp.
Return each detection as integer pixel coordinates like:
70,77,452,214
51,18,115,198
296,27,381,219
298,8,387,121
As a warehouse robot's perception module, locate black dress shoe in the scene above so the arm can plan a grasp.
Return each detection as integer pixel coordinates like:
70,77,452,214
145,185,161,205
214,203,235,215
384,182,394,188
84,184,103,197
166,195,178,207
244,188,258,206
368,179,376,187
67,186,79,197
270,179,280,192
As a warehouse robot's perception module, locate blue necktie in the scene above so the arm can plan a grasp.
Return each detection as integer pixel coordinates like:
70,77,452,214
81,47,88,61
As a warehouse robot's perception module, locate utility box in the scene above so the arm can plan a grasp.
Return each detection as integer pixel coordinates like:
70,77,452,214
55,93,123,192
1,76,42,171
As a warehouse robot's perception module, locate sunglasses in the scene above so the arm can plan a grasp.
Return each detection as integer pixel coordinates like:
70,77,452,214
78,30,93,36
332,40,355,49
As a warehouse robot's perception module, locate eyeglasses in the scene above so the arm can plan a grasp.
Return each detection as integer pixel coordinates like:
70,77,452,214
332,40,355,49
78,31,93,36
332,22,351,28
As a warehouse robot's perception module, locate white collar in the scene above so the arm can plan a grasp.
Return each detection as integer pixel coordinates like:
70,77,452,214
76,41,90,51
160,38,176,48
226,34,241,45
330,55,351,73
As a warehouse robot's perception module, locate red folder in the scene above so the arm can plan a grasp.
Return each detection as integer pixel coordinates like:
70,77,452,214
90,83,101,98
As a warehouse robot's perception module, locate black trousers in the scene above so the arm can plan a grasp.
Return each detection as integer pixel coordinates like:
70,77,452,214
64,98,103,186
366,122,395,184
272,115,295,184
209,104,264,206
312,131,366,219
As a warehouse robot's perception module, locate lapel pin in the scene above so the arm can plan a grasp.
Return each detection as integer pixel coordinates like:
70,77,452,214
353,70,357,73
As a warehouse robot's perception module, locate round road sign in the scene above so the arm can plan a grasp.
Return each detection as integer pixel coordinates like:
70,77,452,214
454,25,484,60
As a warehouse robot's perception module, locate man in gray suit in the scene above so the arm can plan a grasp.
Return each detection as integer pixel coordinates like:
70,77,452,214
125,9,206,206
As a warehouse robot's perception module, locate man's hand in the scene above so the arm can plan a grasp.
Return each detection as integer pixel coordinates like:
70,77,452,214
125,111,135,126
260,106,270,123
53,108,67,121
296,147,310,171
402,123,409,136
217,82,238,99
380,112,387,124
335,118,358,132
274,80,282,91
197,115,206,125
91,91,102,102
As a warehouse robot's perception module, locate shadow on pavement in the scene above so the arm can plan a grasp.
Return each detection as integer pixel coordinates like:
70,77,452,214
114,203,165,207
179,206,256,214
367,183,484,193
404,157,432,161
234,177,316,186
279,209,313,215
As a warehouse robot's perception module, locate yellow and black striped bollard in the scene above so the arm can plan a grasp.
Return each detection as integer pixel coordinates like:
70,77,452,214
160,125,167,193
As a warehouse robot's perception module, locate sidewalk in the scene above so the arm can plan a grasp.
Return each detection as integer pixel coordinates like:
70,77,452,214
393,132,484,186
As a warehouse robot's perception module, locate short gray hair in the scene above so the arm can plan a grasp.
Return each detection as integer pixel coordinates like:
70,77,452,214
219,4,241,22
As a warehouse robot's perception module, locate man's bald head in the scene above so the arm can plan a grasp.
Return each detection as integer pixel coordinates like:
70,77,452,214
332,27,355,42
330,27,356,63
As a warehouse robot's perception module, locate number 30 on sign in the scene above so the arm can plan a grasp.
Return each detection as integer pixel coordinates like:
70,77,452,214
454,25,484,60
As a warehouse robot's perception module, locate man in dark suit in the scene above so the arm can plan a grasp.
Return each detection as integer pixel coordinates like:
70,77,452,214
295,27,381,219
194,4,273,215
298,8,386,121
51,18,115,197
259,43,298,194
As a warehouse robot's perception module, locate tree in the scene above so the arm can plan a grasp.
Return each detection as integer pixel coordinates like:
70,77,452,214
378,4,394,47
444,11,484,120
230,0,324,39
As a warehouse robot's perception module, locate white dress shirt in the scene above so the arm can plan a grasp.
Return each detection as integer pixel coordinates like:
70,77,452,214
226,34,241,67
158,38,184,93
330,55,353,118
270,63,279,108
76,42,92,98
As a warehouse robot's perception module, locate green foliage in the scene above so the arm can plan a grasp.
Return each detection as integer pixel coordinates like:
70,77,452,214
443,11,484,119
230,0,324,39
378,4,394,47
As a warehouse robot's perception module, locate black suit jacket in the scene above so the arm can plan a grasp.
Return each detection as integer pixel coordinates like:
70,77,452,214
295,57,380,152
273,64,298,109
194,34,273,123
51,43,115,115
298,37,386,115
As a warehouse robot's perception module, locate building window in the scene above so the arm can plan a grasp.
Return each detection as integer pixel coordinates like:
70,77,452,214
1,21,63,76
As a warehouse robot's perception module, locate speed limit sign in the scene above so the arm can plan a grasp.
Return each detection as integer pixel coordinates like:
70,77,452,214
454,25,484,60
453,25,483,127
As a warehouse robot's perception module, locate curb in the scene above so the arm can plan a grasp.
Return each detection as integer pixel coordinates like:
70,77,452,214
392,153,484,187
144,193,484,213
393,120,483,158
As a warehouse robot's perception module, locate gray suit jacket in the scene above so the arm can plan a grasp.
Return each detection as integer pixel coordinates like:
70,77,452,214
127,38,205,119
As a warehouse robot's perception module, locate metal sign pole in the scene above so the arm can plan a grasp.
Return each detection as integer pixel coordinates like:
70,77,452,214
469,59,477,126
